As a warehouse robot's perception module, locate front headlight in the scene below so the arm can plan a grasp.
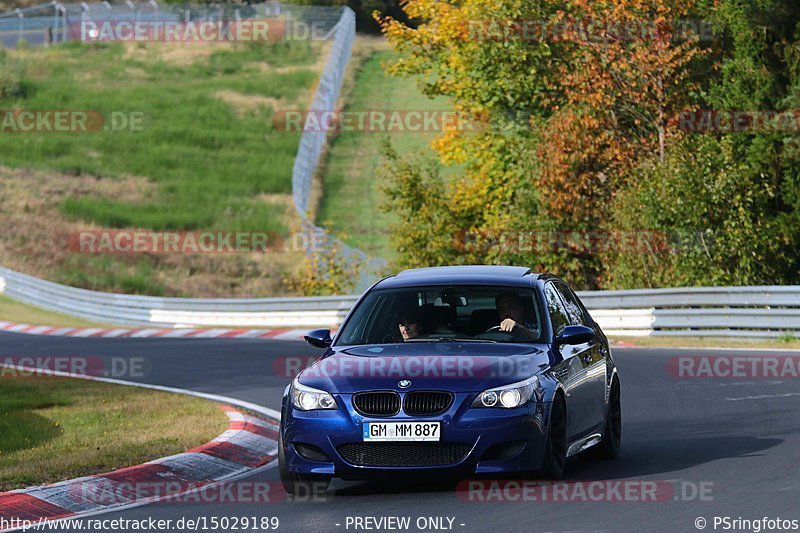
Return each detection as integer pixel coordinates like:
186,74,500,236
290,378,337,411
472,375,540,409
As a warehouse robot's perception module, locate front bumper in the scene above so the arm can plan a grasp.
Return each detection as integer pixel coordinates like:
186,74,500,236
281,392,550,480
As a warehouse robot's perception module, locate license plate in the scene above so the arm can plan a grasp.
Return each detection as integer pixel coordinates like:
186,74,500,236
363,422,440,442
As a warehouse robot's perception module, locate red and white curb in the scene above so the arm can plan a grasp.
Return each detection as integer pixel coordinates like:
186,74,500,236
0,407,281,527
0,321,310,341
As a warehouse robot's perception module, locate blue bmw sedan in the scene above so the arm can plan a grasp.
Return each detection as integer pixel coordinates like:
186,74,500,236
279,266,621,493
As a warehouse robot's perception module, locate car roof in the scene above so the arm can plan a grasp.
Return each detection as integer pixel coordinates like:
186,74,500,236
374,265,555,290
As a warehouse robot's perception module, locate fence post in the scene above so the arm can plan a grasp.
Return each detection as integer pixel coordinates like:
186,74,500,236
15,8,23,45
56,2,66,43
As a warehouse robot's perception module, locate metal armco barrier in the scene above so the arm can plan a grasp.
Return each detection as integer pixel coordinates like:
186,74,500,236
1,267,799,338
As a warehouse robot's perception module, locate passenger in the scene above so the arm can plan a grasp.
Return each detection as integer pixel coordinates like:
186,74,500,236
495,292,538,339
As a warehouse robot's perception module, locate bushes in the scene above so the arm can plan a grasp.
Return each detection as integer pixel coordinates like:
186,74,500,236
0,48,22,100
283,232,365,296
602,135,799,288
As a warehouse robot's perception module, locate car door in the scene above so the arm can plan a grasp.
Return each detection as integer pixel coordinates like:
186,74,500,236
544,282,588,442
554,282,607,436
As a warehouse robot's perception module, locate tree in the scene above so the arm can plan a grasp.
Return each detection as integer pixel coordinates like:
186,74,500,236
378,0,701,288
602,0,800,287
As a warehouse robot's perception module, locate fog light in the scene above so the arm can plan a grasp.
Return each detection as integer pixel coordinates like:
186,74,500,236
318,395,336,409
294,443,331,462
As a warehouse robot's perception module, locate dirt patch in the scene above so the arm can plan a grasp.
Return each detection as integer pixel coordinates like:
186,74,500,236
122,41,234,66
252,40,331,74
214,90,283,116
0,166,302,297
0,167,153,278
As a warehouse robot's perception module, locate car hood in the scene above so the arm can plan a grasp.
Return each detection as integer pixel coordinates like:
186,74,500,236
297,342,551,393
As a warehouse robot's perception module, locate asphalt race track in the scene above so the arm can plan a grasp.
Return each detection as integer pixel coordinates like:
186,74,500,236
2,331,799,533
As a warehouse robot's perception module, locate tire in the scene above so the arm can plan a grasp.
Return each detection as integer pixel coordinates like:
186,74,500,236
596,377,621,460
540,394,567,479
278,434,331,495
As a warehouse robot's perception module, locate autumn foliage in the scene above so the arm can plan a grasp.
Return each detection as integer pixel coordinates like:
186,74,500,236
376,0,800,288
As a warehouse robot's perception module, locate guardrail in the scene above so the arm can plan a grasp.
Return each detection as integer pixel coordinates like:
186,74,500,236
579,286,800,338
1,266,798,338
0,267,358,328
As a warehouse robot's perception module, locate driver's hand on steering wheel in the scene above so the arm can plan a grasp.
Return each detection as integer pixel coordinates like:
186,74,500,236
499,318,518,332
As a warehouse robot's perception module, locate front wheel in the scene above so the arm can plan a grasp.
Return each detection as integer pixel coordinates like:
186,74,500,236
596,377,621,459
278,434,331,495
540,395,567,479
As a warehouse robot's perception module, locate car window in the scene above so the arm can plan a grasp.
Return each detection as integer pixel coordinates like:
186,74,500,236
544,283,569,336
554,282,587,326
336,285,544,345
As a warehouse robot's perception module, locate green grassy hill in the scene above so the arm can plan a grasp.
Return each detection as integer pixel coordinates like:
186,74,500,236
0,40,325,297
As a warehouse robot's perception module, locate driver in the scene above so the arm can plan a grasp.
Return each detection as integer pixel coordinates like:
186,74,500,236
398,308,422,340
495,292,538,340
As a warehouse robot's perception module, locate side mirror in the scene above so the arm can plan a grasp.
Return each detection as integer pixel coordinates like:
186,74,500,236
556,325,595,346
304,329,332,349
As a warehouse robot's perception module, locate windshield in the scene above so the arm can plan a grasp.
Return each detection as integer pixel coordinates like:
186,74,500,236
336,285,544,346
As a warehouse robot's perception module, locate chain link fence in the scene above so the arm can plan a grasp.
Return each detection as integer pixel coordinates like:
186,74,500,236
289,6,387,290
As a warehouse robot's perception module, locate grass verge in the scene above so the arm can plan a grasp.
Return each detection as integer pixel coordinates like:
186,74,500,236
0,373,229,491
0,294,108,328
315,41,452,260
611,336,800,350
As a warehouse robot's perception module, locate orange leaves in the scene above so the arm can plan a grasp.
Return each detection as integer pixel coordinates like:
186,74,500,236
531,0,700,229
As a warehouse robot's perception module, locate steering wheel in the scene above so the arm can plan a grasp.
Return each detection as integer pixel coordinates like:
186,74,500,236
482,325,504,334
